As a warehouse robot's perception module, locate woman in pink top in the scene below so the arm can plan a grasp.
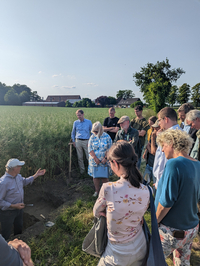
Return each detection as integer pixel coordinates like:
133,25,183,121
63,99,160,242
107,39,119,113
93,141,150,266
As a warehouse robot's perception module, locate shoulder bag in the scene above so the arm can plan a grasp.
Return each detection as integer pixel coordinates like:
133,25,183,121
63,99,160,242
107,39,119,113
82,216,108,258
142,186,167,266
93,164,109,178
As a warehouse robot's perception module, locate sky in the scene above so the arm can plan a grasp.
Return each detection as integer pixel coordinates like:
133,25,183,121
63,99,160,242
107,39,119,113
0,0,200,101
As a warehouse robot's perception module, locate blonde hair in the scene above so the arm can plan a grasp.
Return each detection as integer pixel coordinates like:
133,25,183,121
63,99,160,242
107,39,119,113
156,129,193,154
91,121,104,138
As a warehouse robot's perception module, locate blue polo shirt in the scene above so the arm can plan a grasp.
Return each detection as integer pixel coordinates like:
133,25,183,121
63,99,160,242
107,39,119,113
155,157,200,230
71,118,92,142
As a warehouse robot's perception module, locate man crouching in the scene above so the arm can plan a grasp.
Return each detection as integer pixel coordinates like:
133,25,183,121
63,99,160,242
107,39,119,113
0,158,46,240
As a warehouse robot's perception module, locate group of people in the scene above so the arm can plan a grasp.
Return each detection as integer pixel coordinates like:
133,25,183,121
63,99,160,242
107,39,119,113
72,104,200,266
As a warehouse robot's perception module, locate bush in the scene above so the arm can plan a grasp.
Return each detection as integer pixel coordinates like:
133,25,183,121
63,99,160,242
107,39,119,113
130,101,144,108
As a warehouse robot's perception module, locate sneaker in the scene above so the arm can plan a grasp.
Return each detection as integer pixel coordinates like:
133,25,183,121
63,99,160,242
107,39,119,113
93,192,98,197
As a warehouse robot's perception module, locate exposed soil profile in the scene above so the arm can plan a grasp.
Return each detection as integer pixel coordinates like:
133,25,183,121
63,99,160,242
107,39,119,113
7,173,94,242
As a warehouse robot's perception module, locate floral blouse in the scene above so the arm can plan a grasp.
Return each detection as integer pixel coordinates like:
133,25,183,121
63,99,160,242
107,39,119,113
88,132,112,176
93,178,150,244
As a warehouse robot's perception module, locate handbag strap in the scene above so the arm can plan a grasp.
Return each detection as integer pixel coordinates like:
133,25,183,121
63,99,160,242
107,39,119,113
147,185,166,265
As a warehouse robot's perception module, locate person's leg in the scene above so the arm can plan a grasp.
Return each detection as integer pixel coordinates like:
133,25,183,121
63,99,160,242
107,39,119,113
93,178,101,194
13,209,23,236
137,146,144,170
172,224,199,266
0,210,17,240
75,139,85,173
82,140,89,161
101,178,109,184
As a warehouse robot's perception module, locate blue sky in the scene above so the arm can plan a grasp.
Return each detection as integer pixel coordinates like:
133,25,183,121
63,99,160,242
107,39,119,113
0,0,200,101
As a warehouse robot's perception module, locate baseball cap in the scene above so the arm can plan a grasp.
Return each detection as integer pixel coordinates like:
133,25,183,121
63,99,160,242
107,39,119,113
118,116,130,124
6,159,25,168
152,120,160,128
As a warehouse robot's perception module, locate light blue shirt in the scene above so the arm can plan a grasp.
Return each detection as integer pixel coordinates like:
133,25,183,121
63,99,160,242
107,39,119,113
0,172,34,210
153,124,182,188
181,122,190,134
71,118,92,142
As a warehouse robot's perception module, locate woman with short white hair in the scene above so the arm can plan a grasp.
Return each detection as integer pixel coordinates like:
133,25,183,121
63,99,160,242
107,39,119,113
155,129,200,266
88,121,112,197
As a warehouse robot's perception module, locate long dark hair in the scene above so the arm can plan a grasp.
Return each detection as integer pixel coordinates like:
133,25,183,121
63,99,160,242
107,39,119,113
108,141,142,188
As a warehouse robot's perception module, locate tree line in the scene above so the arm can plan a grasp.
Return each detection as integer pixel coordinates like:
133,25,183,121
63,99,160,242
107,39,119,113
133,58,200,112
0,82,41,105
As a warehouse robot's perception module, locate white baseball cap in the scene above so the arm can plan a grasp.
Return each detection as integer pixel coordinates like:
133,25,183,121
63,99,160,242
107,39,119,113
6,159,25,168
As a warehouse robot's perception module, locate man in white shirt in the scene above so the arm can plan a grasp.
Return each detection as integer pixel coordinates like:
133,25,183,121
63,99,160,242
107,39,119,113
153,107,182,189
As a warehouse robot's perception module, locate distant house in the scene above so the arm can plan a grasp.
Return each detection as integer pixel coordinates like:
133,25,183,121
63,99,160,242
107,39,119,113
22,102,66,107
46,95,81,104
117,98,141,108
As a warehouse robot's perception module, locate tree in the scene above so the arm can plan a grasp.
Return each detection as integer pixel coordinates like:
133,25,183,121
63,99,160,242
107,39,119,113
167,85,178,107
130,100,144,108
19,91,30,104
116,90,135,101
4,89,20,105
133,58,185,112
177,83,190,105
107,96,117,105
30,91,41,101
95,96,109,107
191,83,200,107
0,82,9,105
65,100,72,107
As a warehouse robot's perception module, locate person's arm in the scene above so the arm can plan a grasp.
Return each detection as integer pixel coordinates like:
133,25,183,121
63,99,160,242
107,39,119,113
138,129,146,137
89,150,100,165
32,168,46,180
8,239,34,266
156,202,171,224
151,130,157,155
93,185,107,217
130,129,139,147
108,127,119,133
0,235,23,266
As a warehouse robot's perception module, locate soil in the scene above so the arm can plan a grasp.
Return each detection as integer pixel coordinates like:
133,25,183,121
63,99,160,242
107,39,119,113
8,172,94,242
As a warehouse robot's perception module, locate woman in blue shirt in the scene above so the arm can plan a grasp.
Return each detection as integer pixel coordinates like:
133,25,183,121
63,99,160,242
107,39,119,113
155,129,200,266
88,121,112,197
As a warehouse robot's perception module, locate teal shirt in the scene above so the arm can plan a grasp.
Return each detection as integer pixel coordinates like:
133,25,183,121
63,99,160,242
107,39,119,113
155,157,200,230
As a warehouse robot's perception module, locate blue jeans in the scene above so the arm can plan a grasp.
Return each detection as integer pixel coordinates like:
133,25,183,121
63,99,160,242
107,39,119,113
0,209,23,240
137,146,144,170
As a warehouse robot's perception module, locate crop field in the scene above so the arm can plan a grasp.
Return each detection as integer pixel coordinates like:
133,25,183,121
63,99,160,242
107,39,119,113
0,106,155,178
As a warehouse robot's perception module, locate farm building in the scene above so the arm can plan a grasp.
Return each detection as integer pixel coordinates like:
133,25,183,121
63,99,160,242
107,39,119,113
117,98,141,108
22,102,66,107
46,95,81,104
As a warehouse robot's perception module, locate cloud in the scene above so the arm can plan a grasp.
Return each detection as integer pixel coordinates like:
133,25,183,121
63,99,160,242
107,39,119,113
52,85,59,88
67,75,76,79
38,71,42,74
62,86,76,89
84,83,98,87
52,73,62,78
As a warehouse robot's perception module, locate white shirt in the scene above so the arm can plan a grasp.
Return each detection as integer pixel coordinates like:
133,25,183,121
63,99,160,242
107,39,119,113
153,124,182,188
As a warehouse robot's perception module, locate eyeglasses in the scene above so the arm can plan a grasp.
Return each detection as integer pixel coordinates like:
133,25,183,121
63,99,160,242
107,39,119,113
93,131,98,134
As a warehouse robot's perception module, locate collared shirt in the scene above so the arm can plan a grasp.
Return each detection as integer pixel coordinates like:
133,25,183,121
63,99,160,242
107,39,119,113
0,172,34,211
88,132,112,177
71,118,92,142
190,129,200,160
153,124,182,188
181,122,190,134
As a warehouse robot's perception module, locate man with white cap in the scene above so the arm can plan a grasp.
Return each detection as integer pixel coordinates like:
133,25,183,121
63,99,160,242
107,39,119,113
0,158,46,240
114,116,140,157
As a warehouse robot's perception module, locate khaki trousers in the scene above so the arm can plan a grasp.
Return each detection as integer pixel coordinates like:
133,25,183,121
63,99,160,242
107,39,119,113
75,139,89,173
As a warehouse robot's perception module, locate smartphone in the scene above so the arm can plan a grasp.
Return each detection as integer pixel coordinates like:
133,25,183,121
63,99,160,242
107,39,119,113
172,231,185,239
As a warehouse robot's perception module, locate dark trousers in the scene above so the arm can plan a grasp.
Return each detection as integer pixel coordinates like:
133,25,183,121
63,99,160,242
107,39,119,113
0,209,23,240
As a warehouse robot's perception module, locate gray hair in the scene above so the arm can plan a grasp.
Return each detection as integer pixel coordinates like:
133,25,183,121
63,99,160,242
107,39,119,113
186,110,200,122
6,166,14,172
91,121,104,138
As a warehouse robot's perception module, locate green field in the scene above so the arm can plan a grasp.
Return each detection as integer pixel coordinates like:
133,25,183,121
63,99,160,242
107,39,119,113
0,106,155,178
